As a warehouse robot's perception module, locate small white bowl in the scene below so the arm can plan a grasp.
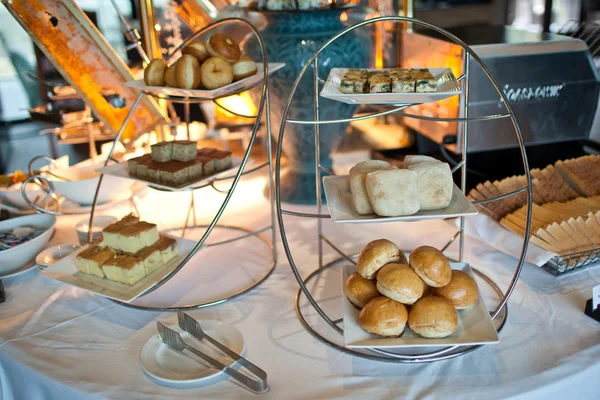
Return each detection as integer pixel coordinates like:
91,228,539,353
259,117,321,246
36,244,80,267
76,215,117,245
0,214,56,275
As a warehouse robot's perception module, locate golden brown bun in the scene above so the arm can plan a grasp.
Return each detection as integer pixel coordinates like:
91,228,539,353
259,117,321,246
200,57,233,90
376,263,425,305
408,296,458,338
144,58,167,86
232,57,258,81
359,296,408,337
357,239,404,280
182,41,209,64
409,246,451,287
207,34,241,63
164,63,177,87
344,272,379,309
431,270,479,309
175,55,202,89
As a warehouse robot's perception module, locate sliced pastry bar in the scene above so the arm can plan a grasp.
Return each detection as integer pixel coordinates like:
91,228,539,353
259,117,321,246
368,76,391,93
410,69,437,93
127,154,151,177
135,245,164,275
151,141,173,162
102,214,140,249
391,75,415,93
211,150,232,171
159,161,192,187
197,155,216,176
102,255,147,285
353,78,368,93
75,245,115,278
340,77,356,94
172,140,197,162
116,221,160,253
153,235,179,264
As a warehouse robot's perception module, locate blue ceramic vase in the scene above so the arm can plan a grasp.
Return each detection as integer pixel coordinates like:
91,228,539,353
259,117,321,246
246,9,371,204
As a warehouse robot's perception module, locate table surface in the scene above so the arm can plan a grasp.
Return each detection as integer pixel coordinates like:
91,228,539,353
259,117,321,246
1,174,600,400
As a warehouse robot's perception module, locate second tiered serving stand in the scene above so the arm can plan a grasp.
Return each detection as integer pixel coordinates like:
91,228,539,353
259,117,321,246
275,16,534,362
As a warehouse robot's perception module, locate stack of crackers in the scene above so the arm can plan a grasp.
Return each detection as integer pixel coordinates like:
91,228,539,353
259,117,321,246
555,155,600,197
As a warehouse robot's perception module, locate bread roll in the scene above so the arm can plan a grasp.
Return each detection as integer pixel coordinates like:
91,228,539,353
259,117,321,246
207,34,241,63
359,296,408,337
349,160,393,215
408,162,453,210
175,55,202,89
357,239,405,279
144,58,167,86
403,155,440,169
432,270,479,309
409,246,451,287
232,56,258,81
182,41,209,64
366,169,420,216
376,263,426,305
408,296,458,338
164,63,177,87
344,272,379,309
200,57,233,90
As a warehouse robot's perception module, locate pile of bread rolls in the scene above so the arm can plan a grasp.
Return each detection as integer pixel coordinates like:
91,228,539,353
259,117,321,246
349,156,454,217
143,34,258,90
344,239,479,339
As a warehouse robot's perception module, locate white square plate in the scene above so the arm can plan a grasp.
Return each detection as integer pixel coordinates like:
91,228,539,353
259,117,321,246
96,157,249,191
40,236,198,302
320,68,461,105
342,263,499,348
126,63,285,99
322,175,478,223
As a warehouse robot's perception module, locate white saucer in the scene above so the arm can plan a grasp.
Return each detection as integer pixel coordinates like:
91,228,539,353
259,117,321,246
141,321,245,389
36,244,80,268
0,260,38,279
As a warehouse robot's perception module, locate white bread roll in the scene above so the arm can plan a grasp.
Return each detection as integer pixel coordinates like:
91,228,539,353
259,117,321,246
357,239,405,279
403,155,440,169
366,169,420,217
408,161,453,210
359,296,408,337
408,296,458,338
349,160,392,215
376,263,425,304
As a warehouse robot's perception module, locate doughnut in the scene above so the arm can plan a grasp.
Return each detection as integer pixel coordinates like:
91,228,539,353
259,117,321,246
207,34,241,63
164,63,177,87
200,57,233,90
182,41,209,64
175,55,202,89
232,57,258,81
144,58,167,86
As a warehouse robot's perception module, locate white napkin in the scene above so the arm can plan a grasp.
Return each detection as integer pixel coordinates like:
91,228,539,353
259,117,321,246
459,213,557,266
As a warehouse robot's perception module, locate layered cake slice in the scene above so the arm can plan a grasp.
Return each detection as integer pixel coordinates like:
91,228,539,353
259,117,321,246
146,163,162,183
151,141,173,162
135,158,154,180
127,154,151,177
197,155,216,176
172,140,197,162
75,246,115,278
159,161,192,187
136,246,163,275
187,160,204,181
211,150,232,172
115,221,159,253
197,148,217,157
102,255,147,285
153,236,179,264
102,214,140,249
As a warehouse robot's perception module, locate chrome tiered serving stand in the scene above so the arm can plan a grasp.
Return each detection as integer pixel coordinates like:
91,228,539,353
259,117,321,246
275,16,533,362
22,18,278,312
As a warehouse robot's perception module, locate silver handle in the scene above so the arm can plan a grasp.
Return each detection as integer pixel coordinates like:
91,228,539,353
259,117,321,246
202,333,267,382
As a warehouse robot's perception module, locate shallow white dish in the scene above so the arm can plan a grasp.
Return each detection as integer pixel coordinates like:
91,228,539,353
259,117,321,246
40,236,198,302
126,63,285,99
320,67,462,105
322,175,478,223
0,214,55,275
141,321,245,389
96,157,249,191
342,262,499,348
36,244,81,268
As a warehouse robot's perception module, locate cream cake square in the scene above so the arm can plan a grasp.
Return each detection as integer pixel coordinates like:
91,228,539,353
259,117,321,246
102,214,140,249
153,236,179,264
75,245,115,278
116,221,159,253
159,161,191,187
127,154,150,177
172,140,197,162
136,159,153,180
151,141,173,162
136,246,163,275
197,155,216,176
146,164,162,183
211,150,232,172
102,255,147,285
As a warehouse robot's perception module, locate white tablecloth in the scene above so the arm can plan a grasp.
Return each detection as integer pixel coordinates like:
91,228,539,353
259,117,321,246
1,175,600,400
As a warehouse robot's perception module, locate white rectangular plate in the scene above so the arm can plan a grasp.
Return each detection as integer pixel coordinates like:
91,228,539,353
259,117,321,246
322,175,478,223
342,263,499,348
96,157,248,191
126,63,285,99
320,68,461,105
40,236,198,302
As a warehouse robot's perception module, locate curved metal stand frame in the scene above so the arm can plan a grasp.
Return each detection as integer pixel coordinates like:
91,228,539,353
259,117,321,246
20,18,277,312
275,16,533,363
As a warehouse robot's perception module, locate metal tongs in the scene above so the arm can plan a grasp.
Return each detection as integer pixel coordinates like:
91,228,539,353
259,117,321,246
156,312,267,393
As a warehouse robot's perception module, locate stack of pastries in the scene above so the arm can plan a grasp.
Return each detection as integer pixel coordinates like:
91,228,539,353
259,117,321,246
349,156,454,217
75,214,178,286
144,33,257,90
127,141,232,187
345,239,479,338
